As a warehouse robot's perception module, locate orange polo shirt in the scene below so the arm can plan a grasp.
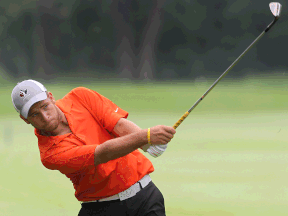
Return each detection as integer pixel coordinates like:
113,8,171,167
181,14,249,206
35,87,154,201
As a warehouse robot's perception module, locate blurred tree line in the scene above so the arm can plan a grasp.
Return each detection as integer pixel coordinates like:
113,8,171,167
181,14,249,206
0,0,286,81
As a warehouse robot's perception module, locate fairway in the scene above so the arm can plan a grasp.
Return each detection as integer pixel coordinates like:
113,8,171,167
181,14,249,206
1,77,288,215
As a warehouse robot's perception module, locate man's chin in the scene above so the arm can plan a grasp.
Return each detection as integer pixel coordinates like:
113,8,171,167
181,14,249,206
44,121,59,132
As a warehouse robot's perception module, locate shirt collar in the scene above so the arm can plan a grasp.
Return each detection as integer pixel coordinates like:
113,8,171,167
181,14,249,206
35,130,71,154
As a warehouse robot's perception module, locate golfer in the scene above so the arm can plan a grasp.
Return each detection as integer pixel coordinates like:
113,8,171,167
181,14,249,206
11,79,176,216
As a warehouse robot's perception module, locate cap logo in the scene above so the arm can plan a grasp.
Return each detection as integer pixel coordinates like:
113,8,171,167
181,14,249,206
20,89,28,98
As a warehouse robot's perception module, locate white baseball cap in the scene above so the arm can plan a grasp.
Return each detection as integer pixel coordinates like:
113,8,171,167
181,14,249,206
11,79,48,119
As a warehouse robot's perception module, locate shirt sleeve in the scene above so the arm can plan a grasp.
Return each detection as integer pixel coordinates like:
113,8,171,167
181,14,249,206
71,87,128,132
41,140,96,175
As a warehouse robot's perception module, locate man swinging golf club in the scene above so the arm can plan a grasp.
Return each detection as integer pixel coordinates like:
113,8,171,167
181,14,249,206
11,79,176,216
11,2,282,216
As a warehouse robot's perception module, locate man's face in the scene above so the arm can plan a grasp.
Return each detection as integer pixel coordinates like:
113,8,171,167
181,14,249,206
24,93,61,132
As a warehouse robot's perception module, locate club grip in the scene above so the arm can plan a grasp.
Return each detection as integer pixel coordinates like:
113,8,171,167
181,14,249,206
173,111,190,129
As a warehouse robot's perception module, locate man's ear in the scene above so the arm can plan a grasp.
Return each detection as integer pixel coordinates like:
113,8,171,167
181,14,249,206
47,92,56,103
20,115,30,124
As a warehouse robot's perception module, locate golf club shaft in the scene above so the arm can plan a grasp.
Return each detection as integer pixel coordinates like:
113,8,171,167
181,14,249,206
173,18,279,130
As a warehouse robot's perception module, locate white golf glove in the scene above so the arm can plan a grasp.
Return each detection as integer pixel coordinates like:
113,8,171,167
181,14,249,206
146,144,168,158
140,133,169,157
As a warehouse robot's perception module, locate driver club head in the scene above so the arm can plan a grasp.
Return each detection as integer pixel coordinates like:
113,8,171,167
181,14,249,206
269,2,282,18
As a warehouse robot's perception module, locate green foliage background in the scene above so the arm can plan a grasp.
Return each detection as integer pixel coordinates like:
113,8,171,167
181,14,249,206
1,75,288,215
0,0,286,78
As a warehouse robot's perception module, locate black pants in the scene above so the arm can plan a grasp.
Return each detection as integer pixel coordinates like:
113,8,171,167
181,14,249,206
78,181,165,216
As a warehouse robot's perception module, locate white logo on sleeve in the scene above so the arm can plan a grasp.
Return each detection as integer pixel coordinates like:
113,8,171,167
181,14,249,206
115,108,118,112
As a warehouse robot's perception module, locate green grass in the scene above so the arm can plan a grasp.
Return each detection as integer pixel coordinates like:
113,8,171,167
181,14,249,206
1,76,288,215
3,74,288,116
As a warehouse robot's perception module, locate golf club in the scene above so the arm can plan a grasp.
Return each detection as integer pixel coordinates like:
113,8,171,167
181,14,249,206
173,2,282,129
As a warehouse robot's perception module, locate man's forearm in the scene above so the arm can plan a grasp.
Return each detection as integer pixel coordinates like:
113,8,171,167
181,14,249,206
94,129,148,166
95,121,176,165
113,118,150,152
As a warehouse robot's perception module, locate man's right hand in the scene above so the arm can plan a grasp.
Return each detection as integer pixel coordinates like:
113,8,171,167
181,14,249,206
149,125,176,145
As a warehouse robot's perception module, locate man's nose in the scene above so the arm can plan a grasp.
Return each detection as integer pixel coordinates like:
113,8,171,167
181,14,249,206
41,112,50,122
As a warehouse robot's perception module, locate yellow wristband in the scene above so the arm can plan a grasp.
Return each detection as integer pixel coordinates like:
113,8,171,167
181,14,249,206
147,128,152,145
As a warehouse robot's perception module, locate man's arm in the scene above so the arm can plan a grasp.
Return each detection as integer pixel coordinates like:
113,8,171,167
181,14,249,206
112,118,142,136
112,118,150,151
94,124,175,166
